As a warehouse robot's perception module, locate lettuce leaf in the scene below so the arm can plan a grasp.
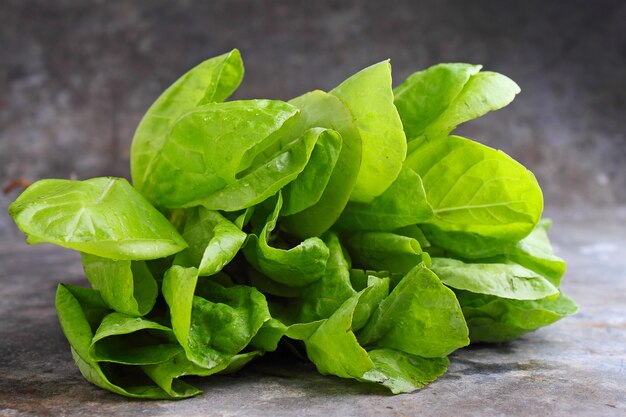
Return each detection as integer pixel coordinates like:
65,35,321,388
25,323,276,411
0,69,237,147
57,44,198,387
357,265,469,357
243,193,330,287
82,254,158,316
456,290,579,342
139,99,302,209
162,266,270,370
331,61,407,203
394,63,519,142
281,90,362,238
407,135,543,241
431,257,559,300
9,177,187,259
173,207,247,276
131,49,244,193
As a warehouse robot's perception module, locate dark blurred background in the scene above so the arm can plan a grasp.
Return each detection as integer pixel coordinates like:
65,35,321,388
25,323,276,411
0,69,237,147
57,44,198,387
1,0,625,236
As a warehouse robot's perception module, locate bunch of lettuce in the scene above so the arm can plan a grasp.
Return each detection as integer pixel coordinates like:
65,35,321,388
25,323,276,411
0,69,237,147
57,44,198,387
8,49,578,399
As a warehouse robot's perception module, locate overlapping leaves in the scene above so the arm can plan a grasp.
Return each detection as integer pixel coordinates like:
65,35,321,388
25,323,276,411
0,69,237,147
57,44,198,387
9,49,576,399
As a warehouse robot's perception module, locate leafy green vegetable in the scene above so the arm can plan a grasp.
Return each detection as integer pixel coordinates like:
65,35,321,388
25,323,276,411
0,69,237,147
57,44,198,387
139,99,302,209
431,257,558,300
9,51,577,399
173,207,247,276
358,265,469,357
162,266,270,369
394,63,519,142
363,349,449,394
296,288,376,379
349,269,391,292
89,312,180,365
407,135,543,241
456,290,579,342
131,49,244,194
249,319,288,351
56,284,183,398
345,231,431,274
351,275,390,331
195,126,322,211
281,90,362,238
287,277,451,392
502,219,566,286
281,128,342,216
331,60,407,203
287,232,356,323
424,219,566,286
161,266,197,359
82,254,158,316
337,166,433,231
9,177,187,259
142,350,261,398
243,193,330,287
394,63,480,141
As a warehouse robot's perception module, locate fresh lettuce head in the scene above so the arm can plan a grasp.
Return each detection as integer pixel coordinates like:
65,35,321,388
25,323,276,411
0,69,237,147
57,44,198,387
9,49,576,399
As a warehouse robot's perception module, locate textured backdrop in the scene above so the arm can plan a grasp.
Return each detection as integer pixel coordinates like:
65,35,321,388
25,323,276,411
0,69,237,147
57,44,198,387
1,0,625,236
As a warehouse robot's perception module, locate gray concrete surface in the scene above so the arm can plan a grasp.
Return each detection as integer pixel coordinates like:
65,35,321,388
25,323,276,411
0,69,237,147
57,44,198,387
1,1,626,239
1,208,624,416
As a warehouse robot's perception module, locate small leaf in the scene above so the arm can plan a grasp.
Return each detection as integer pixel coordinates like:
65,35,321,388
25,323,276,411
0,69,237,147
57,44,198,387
337,167,433,231
358,265,469,357
131,49,244,192
197,127,323,211
431,257,559,300
362,349,449,394
394,63,519,141
142,350,261,398
173,208,247,276
288,232,357,322
299,291,375,379
457,290,579,342
89,312,180,365
281,90,362,238
243,193,330,287
394,63,481,141
282,129,342,215
162,266,270,369
82,254,158,316
331,60,407,203
56,284,185,399
345,231,430,274
423,219,566,286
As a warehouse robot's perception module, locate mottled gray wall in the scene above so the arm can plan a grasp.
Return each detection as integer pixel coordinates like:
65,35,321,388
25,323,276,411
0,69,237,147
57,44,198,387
1,0,625,235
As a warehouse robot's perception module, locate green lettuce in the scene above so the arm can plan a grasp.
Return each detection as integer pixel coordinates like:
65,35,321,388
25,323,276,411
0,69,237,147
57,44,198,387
330,60,407,203
280,90,362,238
9,177,187,259
456,290,579,342
8,51,577,399
131,49,244,195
